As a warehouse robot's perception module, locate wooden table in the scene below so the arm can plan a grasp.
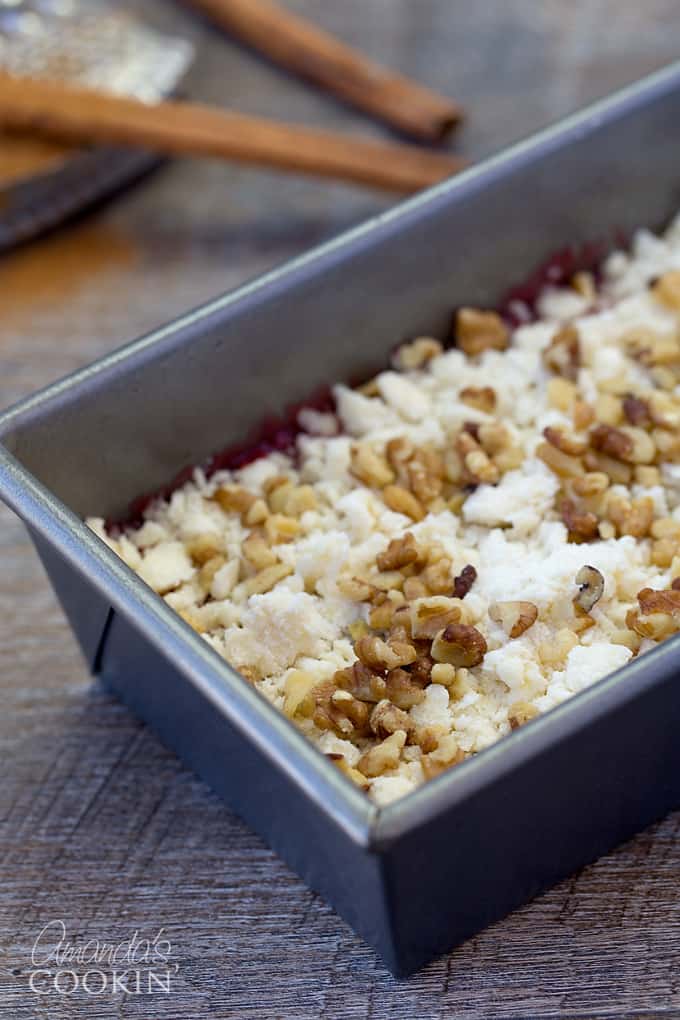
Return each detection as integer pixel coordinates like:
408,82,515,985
1,2,679,1017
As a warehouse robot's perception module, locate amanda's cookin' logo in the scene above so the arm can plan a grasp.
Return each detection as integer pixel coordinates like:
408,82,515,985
28,920,178,996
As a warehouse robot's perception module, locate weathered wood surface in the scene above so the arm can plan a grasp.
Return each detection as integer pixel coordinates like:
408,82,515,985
1,2,679,1016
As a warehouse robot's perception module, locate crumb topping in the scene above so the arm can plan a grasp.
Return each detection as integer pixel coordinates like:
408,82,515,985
88,214,680,805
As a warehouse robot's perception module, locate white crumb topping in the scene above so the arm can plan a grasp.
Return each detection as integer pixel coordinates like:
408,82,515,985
89,216,680,805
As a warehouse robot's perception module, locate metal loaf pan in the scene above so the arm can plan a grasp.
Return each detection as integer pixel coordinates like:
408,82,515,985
1,64,680,977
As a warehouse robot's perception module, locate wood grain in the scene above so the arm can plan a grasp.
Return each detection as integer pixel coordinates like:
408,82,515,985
1,1,679,1017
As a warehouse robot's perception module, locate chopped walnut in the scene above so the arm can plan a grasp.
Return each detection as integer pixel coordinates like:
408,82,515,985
350,444,394,488
385,436,415,475
392,336,443,371
559,498,599,541
590,423,655,464
431,623,487,667
460,386,497,413
422,557,453,595
455,308,509,357
284,485,318,517
626,587,680,640
407,457,443,505
430,663,457,687
403,576,429,600
453,564,477,599
382,484,425,522
605,493,654,539
214,484,256,516
242,530,278,569
421,734,465,779
312,680,370,737
508,701,539,730
376,532,421,571
572,271,596,301
572,471,609,502
589,423,633,461
456,431,500,484
622,394,651,427
409,652,435,686
651,269,680,310
385,668,426,709
198,554,226,591
337,576,374,602
543,426,587,457
573,399,595,431
583,449,632,485
327,754,370,791
489,600,538,638
477,422,513,456
537,441,584,479
574,565,604,613
543,324,580,380
186,533,223,565
547,377,578,412
355,634,417,672
334,661,387,703
370,699,412,739
245,499,269,526
638,586,680,616
410,596,463,639
242,562,293,596
357,730,407,778
283,669,318,718
265,513,301,544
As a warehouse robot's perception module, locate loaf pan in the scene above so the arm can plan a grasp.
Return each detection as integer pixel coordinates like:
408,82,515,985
1,62,680,977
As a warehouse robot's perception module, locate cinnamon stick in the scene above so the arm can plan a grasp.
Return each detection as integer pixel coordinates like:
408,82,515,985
182,0,463,142
0,73,464,194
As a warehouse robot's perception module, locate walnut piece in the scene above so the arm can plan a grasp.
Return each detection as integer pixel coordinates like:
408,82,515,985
455,308,509,357
421,734,465,779
431,623,487,667
242,562,293,596
452,564,477,599
355,635,417,672
537,441,584,479
382,484,425,522
560,498,599,541
214,484,256,516
574,565,604,613
543,324,580,380
589,423,633,461
622,394,651,427
376,532,421,571
459,386,497,413
350,444,394,488
410,596,463,639
392,336,443,371
508,701,539,730
489,600,538,638
384,668,426,709
283,669,318,718
626,587,680,641
327,753,370,791
651,269,680,310
543,426,587,457
357,730,407,777
370,699,412,739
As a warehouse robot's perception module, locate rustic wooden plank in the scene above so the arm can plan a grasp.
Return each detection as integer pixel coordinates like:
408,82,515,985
0,1,679,1016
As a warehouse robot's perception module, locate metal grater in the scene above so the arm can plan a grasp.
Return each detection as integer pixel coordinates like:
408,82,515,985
0,0,194,250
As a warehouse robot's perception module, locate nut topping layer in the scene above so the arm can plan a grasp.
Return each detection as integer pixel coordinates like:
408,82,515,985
89,217,680,805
